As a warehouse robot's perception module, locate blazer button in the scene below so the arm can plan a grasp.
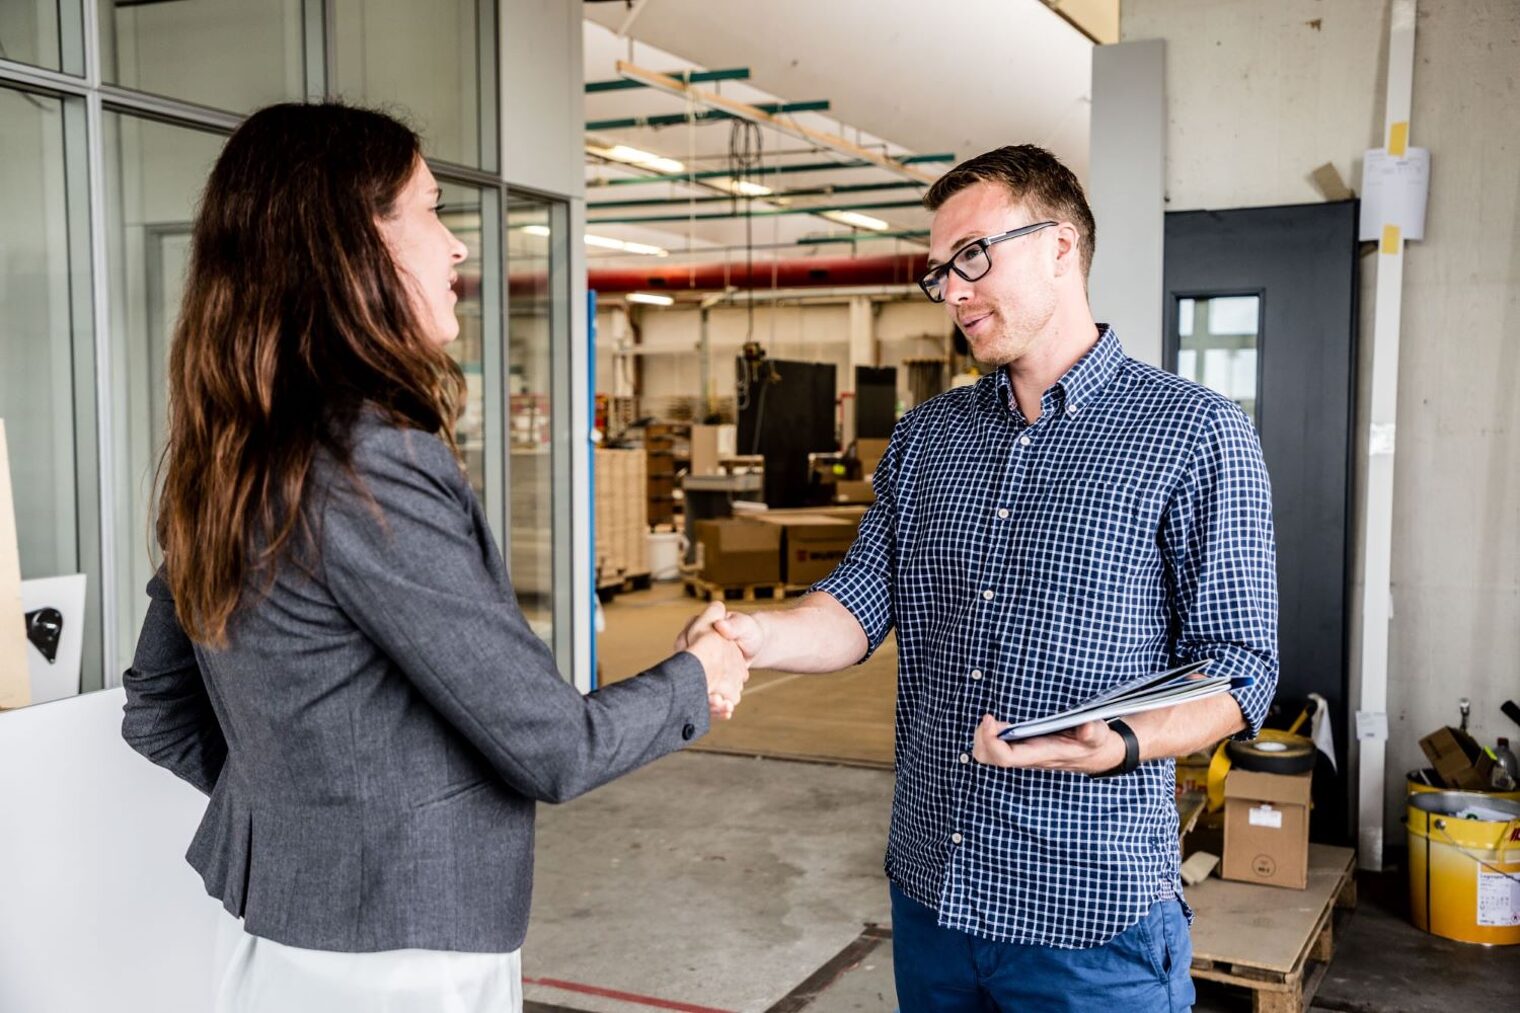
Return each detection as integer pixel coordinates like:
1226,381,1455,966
682,722,696,741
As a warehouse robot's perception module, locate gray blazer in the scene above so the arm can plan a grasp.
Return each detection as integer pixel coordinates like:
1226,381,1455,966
121,417,709,953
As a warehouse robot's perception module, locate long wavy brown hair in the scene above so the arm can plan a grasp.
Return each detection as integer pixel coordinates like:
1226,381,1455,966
157,102,465,646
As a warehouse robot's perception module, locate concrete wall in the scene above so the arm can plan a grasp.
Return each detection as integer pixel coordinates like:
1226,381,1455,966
1124,0,1520,837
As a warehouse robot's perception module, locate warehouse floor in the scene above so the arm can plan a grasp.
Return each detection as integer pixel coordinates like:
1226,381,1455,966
531,584,1520,1012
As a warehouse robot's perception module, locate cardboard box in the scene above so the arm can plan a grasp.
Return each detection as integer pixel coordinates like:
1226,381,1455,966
1175,751,1212,797
1419,726,1497,790
753,513,855,585
690,424,736,476
0,420,30,709
833,479,875,505
1221,769,1311,889
854,438,890,476
695,519,782,586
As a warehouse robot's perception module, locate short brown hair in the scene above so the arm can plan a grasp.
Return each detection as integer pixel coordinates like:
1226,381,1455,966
923,145,1095,278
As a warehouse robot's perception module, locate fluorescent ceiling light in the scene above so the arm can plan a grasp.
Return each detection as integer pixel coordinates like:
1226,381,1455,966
522,224,666,256
627,292,675,306
584,234,668,257
822,210,890,231
598,144,685,174
713,177,773,197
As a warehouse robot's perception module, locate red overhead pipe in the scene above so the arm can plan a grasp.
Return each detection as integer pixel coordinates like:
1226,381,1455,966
581,253,929,294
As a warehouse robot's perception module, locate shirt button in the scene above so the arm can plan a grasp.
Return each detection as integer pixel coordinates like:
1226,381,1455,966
996,508,1009,519
971,669,983,680
951,832,964,845
981,589,995,601
681,722,696,741
1019,435,1032,446
959,753,970,764
1066,404,1078,416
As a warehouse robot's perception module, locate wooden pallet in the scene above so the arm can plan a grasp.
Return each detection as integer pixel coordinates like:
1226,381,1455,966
682,576,811,603
1187,844,1357,1013
596,570,652,600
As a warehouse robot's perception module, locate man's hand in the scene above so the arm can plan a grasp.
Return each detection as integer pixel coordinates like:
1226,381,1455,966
677,603,753,721
971,716,1127,776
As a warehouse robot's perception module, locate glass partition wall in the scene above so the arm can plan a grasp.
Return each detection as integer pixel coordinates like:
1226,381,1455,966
0,0,567,706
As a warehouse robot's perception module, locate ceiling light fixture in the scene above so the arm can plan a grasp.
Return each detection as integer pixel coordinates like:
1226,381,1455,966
821,210,890,231
521,224,667,256
713,177,773,197
627,292,675,306
593,143,685,174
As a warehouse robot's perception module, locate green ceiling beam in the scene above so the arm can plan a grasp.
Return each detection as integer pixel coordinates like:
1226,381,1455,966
587,100,830,133
587,199,926,226
586,68,750,93
589,153,954,188
588,179,924,210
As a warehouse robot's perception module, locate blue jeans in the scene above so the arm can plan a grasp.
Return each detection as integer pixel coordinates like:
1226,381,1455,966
890,884,1195,1012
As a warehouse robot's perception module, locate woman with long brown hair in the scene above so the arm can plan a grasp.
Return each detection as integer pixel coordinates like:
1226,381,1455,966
121,102,748,1012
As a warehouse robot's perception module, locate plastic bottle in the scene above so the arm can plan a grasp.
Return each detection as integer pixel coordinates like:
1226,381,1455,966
1494,737,1519,790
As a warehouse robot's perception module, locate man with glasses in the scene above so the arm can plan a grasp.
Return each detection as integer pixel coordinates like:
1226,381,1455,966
678,146,1277,1010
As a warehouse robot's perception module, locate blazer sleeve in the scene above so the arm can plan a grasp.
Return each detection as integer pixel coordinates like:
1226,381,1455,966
319,425,711,804
120,570,228,795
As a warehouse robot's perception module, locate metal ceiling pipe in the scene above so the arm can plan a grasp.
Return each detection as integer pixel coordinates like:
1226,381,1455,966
582,253,929,293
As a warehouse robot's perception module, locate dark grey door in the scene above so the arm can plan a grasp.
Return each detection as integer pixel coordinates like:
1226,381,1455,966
1164,201,1359,843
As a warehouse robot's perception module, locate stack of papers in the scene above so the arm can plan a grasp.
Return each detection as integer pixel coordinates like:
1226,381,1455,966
998,658,1249,742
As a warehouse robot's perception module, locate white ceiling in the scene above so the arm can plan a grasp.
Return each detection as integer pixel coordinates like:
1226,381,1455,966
578,0,1093,268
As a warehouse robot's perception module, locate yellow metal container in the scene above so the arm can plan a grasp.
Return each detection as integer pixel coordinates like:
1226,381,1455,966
1407,768,1520,802
1406,791,1520,946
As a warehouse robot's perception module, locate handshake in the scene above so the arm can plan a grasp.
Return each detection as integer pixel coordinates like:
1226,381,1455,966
674,601,764,722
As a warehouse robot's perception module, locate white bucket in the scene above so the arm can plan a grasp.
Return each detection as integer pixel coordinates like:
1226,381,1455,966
647,531,686,581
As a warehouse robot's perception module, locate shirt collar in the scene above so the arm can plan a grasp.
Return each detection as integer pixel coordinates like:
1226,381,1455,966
986,324,1125,421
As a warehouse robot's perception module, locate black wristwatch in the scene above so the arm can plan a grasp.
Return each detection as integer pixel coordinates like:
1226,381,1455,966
1091,719,1140,779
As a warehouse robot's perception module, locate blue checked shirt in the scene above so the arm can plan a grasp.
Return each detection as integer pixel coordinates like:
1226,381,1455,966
814,327,1278,949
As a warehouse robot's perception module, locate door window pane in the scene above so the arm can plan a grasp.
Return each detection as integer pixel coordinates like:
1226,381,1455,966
331,0,488,168
438,182,488,500
98,0,304,114
0,1,63,71
0,87,95,701
507,195,557,646
102,113,225,675
1176,295,1260,423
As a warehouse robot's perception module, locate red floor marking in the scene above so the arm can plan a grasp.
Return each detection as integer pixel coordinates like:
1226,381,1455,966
523,976,738,1013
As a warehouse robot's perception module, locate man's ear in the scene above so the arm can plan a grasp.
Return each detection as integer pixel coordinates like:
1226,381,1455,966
1051,222,1081,279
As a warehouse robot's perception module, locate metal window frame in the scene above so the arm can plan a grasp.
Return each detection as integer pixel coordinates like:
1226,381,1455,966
0,0,557,693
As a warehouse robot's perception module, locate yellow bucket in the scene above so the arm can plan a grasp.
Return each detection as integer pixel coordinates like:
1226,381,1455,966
1407,767,1520,801
1406,791,1520,946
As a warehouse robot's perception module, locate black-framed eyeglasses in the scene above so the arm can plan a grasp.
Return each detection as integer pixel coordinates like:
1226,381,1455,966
918,221,1059,303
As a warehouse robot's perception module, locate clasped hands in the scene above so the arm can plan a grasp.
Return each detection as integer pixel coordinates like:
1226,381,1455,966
675,602,764,721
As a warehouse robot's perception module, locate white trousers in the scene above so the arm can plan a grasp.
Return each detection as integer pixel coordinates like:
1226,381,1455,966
213,916,522,1013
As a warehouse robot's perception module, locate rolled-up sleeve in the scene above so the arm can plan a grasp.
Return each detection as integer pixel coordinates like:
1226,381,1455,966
811,426,903,661
321,425,710,804
1160,403,1279,738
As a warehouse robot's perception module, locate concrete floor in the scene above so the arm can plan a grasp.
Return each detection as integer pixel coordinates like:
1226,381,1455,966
525,585,1520,1011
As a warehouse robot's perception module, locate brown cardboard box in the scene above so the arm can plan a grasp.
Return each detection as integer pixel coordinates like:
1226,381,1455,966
0,420,30,709
832,479,875,505
1221,769,1312,889
753,514,855,585
695,519,782,586
854,438,890,476
1419,726,1497,790
690,424,736,476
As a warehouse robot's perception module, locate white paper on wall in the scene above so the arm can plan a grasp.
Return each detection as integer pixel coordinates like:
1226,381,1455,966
1359,147,1430,242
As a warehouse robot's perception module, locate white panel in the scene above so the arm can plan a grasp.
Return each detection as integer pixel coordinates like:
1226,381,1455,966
1088,39,1165,367
0,689,223,1013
